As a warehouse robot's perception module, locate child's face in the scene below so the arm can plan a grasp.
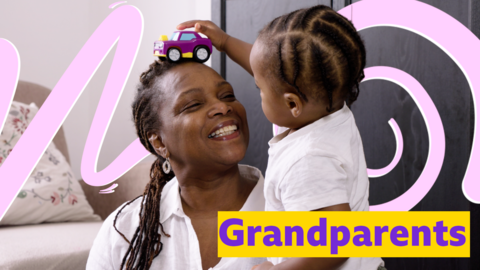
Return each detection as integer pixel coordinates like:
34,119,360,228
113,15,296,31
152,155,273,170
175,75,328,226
249,40,296,127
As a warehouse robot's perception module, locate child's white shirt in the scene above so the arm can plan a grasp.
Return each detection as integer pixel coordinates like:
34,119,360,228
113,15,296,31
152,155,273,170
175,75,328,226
265,104,384,269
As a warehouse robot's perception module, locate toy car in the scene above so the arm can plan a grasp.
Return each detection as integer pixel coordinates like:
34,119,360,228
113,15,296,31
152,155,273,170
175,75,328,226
153,31,212,63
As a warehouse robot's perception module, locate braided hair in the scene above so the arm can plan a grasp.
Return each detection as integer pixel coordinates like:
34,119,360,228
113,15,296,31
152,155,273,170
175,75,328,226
113,60,179,269
258,5,366,112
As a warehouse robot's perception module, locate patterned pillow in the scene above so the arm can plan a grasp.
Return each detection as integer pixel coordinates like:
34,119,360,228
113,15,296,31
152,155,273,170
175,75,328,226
0,101,100,225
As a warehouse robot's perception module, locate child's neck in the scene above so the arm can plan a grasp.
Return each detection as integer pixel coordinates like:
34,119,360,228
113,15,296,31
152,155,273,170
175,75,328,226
286,104,344,136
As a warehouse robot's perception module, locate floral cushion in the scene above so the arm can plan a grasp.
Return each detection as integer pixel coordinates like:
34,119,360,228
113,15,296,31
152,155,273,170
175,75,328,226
0,101,100,225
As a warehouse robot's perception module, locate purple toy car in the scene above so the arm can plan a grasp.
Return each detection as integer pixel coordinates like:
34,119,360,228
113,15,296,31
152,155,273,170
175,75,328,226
153,31,213,63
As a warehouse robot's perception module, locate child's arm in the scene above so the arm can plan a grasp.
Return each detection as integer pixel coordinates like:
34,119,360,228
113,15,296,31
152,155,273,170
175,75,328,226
253,203,350,270
176,20,254,75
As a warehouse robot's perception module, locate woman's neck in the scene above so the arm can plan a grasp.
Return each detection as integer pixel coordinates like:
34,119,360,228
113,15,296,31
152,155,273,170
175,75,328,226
177,165,256,218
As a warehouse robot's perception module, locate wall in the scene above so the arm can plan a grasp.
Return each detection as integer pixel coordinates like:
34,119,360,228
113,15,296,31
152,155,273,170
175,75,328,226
0,0,211,180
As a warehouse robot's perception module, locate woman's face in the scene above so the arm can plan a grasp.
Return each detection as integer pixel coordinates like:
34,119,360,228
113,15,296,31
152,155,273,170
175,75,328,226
154,62,249,173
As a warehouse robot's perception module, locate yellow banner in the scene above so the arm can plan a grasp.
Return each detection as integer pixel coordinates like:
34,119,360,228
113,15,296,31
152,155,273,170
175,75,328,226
217,211,469,257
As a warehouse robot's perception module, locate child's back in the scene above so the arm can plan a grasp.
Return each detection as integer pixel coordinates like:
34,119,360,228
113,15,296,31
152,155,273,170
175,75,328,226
265,104,369,213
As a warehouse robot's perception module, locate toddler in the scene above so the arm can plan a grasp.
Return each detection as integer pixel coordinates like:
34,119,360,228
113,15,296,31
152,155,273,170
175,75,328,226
178,4,384,270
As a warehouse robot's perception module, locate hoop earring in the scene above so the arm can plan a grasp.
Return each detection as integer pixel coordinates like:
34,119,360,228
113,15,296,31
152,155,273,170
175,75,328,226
162,157,171,174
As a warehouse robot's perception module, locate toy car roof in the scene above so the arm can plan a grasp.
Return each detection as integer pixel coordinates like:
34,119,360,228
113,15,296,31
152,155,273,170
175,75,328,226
173,30,198,34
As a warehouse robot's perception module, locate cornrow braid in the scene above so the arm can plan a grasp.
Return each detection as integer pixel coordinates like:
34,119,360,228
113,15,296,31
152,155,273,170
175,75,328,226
113,59,179,270
294,4,329,30
311,42,335,112
310,20,356,90
319,11,367,103
276,38,289,88
258,4,367,111
275,37,308,101
266,16,282,32
289,36,307,101
282,10,297,32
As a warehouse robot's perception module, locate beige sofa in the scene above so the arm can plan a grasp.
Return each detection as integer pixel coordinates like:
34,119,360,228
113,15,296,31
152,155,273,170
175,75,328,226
0,81,152,270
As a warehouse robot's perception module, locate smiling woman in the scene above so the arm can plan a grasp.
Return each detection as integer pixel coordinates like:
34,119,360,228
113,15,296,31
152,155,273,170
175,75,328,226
86,60,266,270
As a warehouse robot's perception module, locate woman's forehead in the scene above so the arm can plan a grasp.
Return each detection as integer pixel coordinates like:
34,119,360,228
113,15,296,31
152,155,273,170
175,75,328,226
161,64,228,96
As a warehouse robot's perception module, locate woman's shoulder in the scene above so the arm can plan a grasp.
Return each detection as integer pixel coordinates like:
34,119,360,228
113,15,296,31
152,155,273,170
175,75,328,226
87,196,145,269
238,164,265,211
101,196,144,240
238,164,264,182
105,178,180,230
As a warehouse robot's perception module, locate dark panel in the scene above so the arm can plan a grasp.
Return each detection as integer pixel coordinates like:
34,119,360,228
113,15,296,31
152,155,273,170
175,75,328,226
211,0,222,75
353,26,472,211
470,1,480,269
332,0,348,11
349,0,472,269
225,0,330,174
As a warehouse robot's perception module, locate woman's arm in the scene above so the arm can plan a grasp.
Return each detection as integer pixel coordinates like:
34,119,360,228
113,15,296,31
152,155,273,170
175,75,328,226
176,20,254,75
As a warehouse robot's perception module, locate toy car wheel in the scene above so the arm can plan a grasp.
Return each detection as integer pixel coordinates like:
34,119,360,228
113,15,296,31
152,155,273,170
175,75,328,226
167,48,181,62
193,46,210,63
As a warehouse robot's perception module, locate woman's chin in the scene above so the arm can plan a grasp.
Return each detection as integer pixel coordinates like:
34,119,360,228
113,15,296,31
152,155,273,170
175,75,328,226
213,148,247,166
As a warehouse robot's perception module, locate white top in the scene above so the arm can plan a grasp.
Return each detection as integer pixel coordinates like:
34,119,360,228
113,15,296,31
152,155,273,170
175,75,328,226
87,164,266,270
265,104,384,269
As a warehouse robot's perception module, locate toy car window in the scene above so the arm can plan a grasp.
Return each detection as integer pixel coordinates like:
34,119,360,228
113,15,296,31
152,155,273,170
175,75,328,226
170,32,180,41
180,33,197,41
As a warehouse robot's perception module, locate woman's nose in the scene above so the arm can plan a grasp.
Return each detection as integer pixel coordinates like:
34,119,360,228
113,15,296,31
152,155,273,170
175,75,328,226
207,100,233,118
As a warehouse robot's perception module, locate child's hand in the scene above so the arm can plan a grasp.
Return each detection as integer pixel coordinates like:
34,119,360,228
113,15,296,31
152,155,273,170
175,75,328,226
176,20,230,52
251,261,274,270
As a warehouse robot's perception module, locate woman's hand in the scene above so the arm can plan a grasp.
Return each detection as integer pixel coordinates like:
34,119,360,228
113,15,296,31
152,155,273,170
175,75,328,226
176,20,230,52
251,261,274,270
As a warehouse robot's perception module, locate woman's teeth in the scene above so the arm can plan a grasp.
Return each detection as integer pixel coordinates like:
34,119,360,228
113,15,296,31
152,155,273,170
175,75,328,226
209,125,238,138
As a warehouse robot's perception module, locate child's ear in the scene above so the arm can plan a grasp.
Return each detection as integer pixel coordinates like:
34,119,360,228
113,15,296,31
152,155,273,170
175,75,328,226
283,93,303,118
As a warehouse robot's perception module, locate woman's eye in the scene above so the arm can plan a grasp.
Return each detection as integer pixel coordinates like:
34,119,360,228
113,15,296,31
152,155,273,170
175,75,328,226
182,102,201,112
222,93,236,99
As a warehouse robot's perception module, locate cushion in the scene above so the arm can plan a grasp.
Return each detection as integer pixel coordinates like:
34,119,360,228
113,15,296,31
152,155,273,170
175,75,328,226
0,221,103,270
0,101,100,225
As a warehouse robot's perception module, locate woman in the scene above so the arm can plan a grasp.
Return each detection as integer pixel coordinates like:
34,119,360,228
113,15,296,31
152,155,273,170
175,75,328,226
86,60,266,270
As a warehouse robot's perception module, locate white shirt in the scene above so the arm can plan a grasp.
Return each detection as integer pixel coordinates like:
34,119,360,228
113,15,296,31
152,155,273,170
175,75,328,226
87,164,266,270
265,104,384,269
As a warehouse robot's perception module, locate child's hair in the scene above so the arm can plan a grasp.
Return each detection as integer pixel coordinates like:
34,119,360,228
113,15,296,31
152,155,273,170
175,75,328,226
258,5,366,112
113,60,179,270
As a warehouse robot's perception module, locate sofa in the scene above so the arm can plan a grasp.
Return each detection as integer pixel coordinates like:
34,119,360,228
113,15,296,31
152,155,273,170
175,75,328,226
0,81,153,270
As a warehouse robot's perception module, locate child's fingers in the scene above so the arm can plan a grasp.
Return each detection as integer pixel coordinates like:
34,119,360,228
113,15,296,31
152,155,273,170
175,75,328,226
194,23,211,36
176,20,203,30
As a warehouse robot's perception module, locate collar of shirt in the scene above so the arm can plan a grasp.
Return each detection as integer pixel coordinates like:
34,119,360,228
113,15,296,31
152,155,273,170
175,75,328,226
268,102,351,148
159,164,265,224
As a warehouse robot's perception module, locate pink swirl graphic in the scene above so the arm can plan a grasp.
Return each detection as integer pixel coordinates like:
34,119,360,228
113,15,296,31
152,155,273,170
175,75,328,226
339,0,480,208
0,39,20,146
361,67,445,211
0,5,150,220
367,118,403,178
99,183,119,194
109,1,127,9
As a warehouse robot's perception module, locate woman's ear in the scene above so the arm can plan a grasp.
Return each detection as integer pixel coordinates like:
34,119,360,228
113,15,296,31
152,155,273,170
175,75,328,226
283,92,303,118
148,132,168,158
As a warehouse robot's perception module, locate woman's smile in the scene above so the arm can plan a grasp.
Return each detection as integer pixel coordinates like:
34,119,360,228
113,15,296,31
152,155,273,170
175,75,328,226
208,119,241,141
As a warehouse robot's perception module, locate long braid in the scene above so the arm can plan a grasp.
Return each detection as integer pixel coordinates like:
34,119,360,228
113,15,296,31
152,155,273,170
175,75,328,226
114,60,179,270
258,4,366,110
